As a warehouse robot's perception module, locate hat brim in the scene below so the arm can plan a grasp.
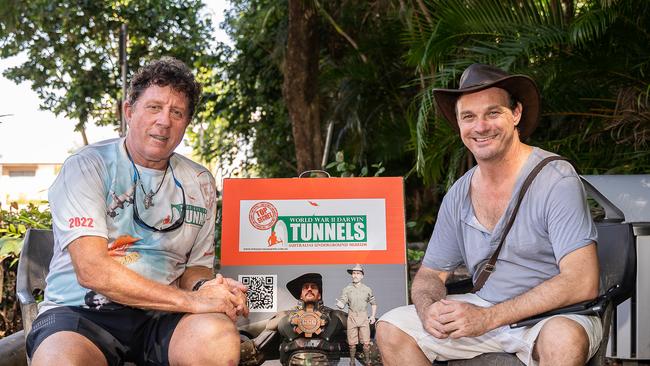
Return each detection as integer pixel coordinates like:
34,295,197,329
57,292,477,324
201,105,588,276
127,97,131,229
286,273,322,300
347,269,364,275
433,75,540,138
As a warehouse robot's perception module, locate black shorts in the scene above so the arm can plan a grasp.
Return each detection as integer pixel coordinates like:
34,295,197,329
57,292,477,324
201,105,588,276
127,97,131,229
26,306,185,366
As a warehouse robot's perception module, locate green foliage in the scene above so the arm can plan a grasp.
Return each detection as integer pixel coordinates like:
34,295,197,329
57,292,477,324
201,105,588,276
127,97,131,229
186,0,293,178
407,248,425,263
0,204,51,248
0,203,52,269
325,151,385,177
0,0,215,133
196,0,439,241
0,232,24,268
193,0,418,181
403,0,650,185
2,0,646,252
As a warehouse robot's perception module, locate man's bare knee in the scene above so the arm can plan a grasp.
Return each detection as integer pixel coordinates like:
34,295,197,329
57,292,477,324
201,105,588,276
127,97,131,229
32,331,107,366
169,313,240,365
376,320,430,366
376,321,407,363
535,317,590,366
376,321,401,349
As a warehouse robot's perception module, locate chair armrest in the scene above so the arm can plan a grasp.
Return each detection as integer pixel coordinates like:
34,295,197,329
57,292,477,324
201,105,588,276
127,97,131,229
253,329,278,349
509,285,621,329
16,288,36,306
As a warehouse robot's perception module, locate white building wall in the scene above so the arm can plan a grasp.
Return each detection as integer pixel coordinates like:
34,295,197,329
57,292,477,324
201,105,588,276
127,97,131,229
0,163,60,209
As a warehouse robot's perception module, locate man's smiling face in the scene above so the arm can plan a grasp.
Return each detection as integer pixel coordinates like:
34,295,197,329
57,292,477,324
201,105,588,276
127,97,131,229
124,85,190,170
456,87,522,163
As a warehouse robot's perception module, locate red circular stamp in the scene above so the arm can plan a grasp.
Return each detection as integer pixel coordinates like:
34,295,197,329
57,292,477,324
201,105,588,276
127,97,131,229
249,202,278,230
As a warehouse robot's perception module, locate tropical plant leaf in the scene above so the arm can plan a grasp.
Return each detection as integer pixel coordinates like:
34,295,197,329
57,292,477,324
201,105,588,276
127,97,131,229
0,236,23,261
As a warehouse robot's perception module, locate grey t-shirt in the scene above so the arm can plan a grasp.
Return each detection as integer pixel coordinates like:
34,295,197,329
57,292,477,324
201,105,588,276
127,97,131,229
422,147,597,304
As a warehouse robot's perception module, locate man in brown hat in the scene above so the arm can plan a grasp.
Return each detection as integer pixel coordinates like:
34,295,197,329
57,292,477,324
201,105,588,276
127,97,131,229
376,64,601,365
336,264,377,365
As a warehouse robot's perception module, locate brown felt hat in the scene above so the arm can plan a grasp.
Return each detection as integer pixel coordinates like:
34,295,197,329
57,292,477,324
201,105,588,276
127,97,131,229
433,63,541,138
286,273,322,300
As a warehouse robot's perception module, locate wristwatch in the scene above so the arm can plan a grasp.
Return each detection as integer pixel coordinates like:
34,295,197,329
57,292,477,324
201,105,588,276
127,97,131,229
192,278,209,291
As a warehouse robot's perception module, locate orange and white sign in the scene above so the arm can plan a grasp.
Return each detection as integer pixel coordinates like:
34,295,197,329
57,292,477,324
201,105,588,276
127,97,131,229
221,177,405,266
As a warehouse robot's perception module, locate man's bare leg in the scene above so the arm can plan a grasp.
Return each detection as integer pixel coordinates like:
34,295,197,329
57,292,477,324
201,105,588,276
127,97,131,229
534,317,590,366
376,321,431,366
169,313,240,366
32,331,108,366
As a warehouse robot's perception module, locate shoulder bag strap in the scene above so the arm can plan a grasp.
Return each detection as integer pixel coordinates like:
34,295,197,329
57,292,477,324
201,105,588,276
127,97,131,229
471,156,570,293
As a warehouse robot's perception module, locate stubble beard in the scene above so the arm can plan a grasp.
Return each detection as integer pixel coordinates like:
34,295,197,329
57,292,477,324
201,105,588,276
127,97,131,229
468,128,518,164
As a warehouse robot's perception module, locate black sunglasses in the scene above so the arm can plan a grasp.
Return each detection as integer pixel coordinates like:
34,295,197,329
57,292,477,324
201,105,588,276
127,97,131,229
126,148,186,232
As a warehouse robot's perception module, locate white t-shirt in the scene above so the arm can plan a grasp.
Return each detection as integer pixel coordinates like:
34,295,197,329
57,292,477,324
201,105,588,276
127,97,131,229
41,138,216,313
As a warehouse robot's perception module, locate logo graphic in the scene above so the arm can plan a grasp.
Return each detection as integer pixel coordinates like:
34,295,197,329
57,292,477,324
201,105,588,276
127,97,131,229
107,184,136,218
108,235,141,266
198,172,216,210
171,203,208,227
108,235,140,256
249,202,279,230
278,215,367,243
267,230,283,246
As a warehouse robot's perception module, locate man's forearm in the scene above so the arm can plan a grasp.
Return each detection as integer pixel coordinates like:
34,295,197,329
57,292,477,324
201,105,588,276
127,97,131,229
179,266,214,291
77,253,196,312
70,236,204,313
485,244,599,329
486,274,585,329
411,267,448,319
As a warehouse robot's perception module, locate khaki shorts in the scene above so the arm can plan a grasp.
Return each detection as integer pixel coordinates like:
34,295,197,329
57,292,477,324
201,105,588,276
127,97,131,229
347,311,371,345
379,293,602,366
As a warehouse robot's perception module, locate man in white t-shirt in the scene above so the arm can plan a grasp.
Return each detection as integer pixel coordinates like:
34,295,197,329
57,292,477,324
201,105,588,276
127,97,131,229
26,57,248,366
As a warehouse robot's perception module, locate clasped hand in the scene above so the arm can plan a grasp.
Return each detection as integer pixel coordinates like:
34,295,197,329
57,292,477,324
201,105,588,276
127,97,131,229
421,299,491,339
192,274,249,321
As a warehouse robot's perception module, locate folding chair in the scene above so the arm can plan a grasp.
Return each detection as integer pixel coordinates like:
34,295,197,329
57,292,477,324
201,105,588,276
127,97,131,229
15,228,54,337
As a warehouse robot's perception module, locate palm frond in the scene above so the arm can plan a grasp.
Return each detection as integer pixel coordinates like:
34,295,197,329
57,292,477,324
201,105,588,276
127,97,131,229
569,8,616,47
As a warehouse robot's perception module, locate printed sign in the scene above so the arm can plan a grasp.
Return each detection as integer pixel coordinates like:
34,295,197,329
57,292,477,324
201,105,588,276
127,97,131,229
221,177,406,266
239,199,386,252
220,177,409,331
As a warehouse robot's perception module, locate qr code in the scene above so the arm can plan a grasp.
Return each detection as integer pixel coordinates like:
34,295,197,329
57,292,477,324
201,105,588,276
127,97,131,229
239,274,277,312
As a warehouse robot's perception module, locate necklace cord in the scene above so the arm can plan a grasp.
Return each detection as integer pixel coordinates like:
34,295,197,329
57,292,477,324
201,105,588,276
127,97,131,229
124,143,169,208
123,141,186,232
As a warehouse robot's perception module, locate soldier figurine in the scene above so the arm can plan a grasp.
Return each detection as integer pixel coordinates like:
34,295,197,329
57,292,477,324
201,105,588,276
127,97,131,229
337,264,377,365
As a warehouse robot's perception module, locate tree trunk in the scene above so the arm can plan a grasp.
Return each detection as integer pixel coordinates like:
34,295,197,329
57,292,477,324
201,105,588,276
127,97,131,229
283,0,323,174
79,126,89,146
